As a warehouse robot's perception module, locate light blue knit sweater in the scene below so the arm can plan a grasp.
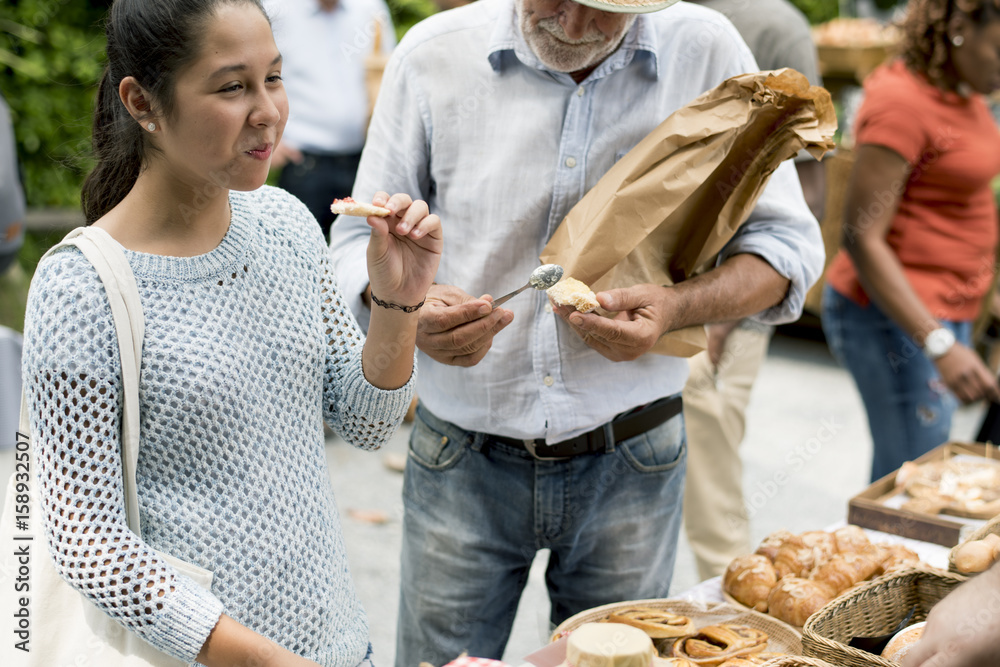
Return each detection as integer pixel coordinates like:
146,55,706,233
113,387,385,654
21,186,413,666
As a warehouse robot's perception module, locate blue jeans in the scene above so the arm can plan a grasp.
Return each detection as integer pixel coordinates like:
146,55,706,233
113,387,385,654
396,402,687,667
822,286,969,482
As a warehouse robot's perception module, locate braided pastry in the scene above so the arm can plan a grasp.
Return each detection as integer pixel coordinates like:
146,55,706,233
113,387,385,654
723,555,776,613
607,607,695,638
668,624,768,666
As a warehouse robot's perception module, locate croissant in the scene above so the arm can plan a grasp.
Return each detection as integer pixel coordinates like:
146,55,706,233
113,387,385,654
799,530,838,565
773,543,817,579
810,552,881,595
656,659,696,667
833,525,872,554
766,577,834,627
606,607,695,638
668,625,768,666
877,543,921,574
755,530,799,562
723,555,777,613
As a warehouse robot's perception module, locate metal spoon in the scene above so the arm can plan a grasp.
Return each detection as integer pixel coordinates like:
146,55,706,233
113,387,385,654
491,264,564,309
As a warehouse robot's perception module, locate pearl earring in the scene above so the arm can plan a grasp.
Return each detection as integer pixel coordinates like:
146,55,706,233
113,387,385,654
953,35,965,47
147,122,156,132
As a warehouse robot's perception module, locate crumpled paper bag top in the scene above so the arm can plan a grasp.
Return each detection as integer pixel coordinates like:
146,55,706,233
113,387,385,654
541,68,836,357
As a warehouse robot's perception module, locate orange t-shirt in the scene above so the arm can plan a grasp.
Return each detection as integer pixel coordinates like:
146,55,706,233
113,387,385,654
826,60,1000,321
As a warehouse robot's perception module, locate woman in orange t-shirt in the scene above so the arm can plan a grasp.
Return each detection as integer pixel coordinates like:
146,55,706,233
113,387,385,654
823,0,1000,482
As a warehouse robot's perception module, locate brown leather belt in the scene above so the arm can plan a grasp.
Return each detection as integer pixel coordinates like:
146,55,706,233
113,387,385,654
488,394,682,460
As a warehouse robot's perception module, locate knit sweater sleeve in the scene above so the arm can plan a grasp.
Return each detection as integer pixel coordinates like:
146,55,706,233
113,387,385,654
21,248,224,663
318,247,415,450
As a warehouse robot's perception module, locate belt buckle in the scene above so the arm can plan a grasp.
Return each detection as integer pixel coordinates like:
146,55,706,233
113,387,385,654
522,439,571,462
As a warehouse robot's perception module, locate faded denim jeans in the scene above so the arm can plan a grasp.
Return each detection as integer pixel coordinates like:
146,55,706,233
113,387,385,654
395,401,686,667
822,286,969,482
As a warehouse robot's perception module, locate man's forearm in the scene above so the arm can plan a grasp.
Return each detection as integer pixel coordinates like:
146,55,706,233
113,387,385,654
663,253,790,334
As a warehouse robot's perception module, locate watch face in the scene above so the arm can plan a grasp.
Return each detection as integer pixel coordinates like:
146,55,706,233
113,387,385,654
925,329,956,358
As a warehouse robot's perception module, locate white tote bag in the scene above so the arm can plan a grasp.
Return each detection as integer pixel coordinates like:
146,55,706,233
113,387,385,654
0,227,213,667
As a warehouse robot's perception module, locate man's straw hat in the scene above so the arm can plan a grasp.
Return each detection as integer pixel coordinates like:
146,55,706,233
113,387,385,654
571,0,681,14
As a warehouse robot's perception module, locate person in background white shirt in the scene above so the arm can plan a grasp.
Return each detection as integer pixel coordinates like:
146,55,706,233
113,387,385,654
267,0,395,239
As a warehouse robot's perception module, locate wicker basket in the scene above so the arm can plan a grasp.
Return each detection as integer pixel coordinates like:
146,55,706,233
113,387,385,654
948,512,1000,576
802,567,964,667
761,658,841,667
552,599,802,656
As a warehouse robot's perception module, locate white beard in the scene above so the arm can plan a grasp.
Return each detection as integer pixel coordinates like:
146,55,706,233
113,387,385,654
519,10,635,73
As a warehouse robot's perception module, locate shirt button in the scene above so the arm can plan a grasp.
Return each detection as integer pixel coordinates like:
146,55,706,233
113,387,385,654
565,157,577,168
544,302,553,314
577,86,585,97
543,375,555,387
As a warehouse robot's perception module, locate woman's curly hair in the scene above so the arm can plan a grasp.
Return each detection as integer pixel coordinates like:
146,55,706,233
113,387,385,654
899,0,1000,90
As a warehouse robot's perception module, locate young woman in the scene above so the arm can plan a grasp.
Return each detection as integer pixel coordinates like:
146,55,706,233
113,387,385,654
823,0,1000,482
21,0,440,665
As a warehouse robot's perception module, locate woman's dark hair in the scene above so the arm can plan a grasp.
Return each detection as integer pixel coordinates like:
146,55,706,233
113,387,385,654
81,0,267,224
899,0,1000,90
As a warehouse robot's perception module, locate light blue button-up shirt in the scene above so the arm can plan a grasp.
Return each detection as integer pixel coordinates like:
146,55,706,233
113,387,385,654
267,0,395,154
330,0,824,443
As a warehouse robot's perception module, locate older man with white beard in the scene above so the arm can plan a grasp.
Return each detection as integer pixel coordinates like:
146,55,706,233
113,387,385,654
330,0,824,664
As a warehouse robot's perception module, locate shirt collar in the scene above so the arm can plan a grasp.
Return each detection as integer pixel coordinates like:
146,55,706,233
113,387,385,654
487,0,659,82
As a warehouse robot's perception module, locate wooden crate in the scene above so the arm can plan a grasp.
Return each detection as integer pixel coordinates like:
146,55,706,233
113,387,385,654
847,441,1000,547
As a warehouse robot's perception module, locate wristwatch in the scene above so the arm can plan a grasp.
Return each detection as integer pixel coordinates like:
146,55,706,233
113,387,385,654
923,327,956,360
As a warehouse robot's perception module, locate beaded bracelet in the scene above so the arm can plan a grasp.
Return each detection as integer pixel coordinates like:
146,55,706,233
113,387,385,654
370,292,425,313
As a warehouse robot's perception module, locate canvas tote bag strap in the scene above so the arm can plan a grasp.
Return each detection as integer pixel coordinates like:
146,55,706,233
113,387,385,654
36,226,146,536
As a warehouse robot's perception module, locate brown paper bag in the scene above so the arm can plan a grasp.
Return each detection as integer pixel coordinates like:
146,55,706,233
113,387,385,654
540,68,837,356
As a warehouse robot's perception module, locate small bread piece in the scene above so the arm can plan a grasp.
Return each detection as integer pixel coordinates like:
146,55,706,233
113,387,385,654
954,539,996,573
606,607,695,638
330,196,391,217
547,277,599,313
881,622,926,663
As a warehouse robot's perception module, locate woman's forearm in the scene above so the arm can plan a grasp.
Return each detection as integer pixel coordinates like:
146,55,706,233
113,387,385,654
362,306,418,390
197,615,318,667
847,234,942,341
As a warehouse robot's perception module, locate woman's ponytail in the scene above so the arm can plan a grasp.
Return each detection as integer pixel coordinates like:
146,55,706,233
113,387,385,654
80,66,145,224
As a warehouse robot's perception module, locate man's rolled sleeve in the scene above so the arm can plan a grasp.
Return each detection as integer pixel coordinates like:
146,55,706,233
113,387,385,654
718,160,824,324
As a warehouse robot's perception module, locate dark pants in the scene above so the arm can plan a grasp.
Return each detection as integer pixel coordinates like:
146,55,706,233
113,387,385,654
277,151,362,240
